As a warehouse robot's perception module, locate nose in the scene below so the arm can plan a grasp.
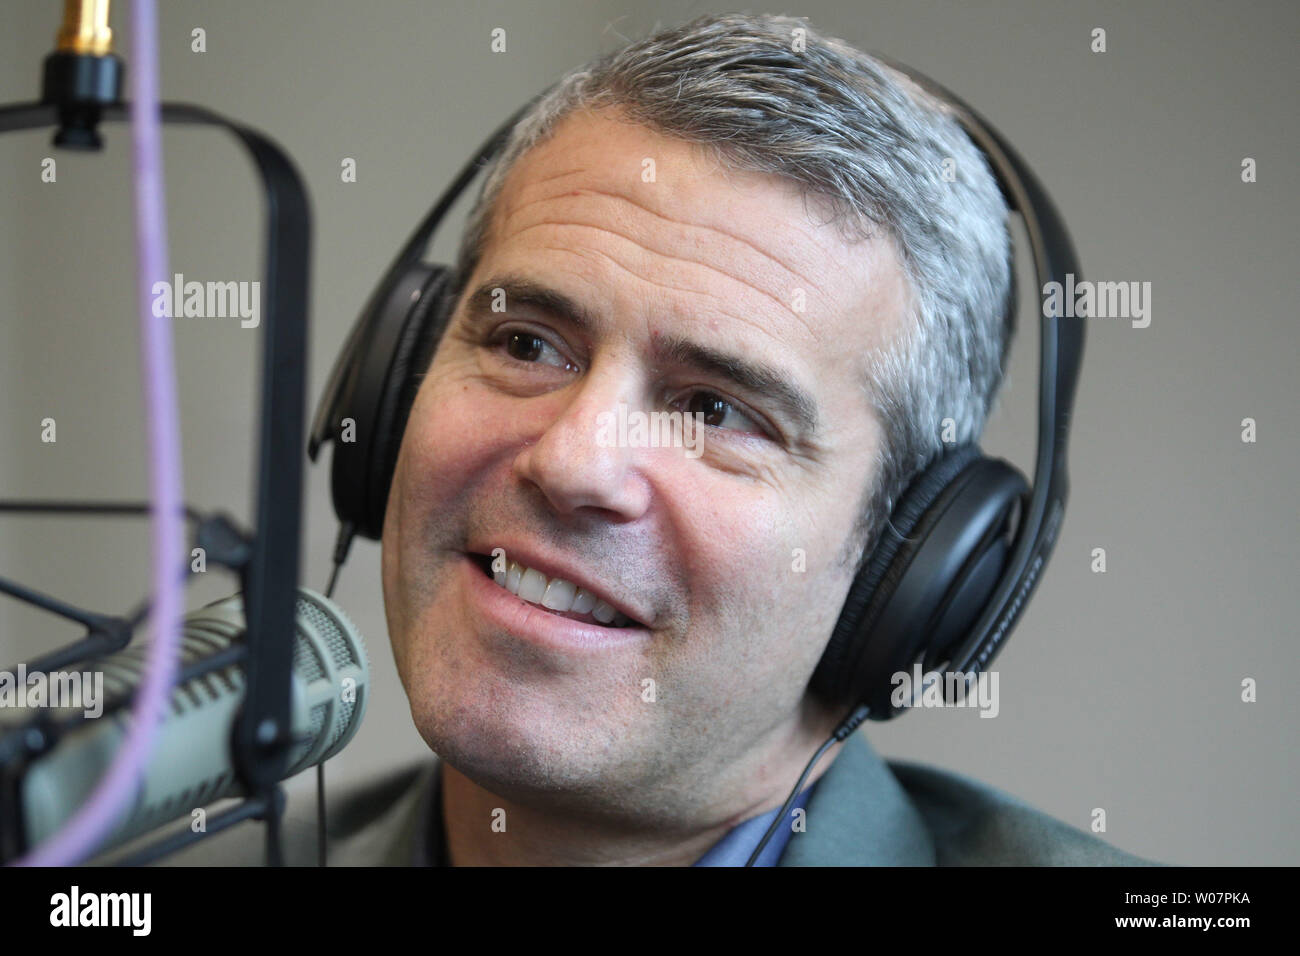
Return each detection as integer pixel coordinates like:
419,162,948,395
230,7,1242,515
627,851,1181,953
512,367,653,521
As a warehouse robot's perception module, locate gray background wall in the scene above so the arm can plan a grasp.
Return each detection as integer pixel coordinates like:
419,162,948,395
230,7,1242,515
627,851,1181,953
2,0,1295,866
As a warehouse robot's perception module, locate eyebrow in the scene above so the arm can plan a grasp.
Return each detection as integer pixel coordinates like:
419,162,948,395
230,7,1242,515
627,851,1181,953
465,274,820,437
650,336,819,437
465,275,598,333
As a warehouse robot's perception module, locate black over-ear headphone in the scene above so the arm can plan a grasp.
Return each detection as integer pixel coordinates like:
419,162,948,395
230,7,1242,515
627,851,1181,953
308,58,1084,721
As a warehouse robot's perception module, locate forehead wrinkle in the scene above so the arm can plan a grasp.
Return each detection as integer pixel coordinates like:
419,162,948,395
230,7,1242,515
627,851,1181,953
499,171,835,303
515,165,592,192
539,239,819,358
571,184,832,301
515,218,817,340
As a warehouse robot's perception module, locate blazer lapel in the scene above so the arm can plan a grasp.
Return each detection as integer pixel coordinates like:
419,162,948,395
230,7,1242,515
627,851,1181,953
327,761,440,866
778,731,936,866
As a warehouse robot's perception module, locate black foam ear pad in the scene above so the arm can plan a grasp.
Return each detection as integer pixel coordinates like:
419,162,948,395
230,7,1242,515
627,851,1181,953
318,263,429,538
811,445,1028,714
361,266,459,539
814,445,981,696
313,261,459,540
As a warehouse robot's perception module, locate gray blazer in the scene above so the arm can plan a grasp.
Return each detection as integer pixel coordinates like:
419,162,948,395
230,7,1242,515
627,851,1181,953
137,730,1154,866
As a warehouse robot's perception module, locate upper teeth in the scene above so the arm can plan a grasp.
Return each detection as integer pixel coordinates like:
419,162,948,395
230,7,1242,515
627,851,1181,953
495,559,630,627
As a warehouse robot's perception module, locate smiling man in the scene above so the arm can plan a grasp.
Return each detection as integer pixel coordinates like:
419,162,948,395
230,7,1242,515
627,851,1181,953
157,12,1150,868
382,102,899,866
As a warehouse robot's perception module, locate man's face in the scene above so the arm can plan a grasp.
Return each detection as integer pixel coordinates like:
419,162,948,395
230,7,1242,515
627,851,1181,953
382,107,909,824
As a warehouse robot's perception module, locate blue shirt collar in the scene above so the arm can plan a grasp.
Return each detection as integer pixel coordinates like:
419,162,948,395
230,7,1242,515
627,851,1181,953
692,782,817,866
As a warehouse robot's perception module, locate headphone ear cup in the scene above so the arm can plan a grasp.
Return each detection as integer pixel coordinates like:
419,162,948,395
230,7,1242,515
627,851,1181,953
812,445,1028,715
315,263,459,540
320,263,431,538
362,266,459,539
814,445,982,702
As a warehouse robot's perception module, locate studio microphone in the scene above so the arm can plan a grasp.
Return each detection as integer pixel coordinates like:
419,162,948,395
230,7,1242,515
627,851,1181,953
13,588,368,857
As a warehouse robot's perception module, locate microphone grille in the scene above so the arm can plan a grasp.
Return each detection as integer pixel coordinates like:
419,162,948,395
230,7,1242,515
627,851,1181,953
288,589,369,771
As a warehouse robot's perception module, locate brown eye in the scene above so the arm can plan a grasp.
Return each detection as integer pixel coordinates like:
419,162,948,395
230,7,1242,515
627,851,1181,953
687,392,731,427
506,332,544,362
678,390,768,437
496,329,575,371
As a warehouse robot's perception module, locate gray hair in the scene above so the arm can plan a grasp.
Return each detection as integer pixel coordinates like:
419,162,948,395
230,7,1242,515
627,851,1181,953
448,12,1014,570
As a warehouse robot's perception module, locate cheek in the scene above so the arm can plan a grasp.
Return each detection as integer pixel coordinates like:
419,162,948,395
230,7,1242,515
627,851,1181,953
400,384,482,504
395,370,517,517
673,478,800,624
667,469,858,671
383,376,502,640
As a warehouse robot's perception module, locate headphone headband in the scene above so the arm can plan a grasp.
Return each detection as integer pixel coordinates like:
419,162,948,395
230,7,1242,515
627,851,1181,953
869,55,1084,678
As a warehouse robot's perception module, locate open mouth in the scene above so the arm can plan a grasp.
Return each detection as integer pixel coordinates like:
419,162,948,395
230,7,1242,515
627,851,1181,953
471,553,641,629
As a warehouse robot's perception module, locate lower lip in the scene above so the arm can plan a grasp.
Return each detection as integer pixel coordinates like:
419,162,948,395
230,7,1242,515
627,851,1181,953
459,554,651,653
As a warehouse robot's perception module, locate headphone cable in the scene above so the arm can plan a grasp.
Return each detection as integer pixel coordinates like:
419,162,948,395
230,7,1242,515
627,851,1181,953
324,520,356,602
313,520,357,866
743,702,872,867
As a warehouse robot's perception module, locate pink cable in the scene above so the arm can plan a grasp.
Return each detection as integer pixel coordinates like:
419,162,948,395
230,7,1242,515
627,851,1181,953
18,0,182,865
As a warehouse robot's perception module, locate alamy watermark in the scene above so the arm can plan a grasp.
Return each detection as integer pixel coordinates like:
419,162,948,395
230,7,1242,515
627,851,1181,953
890,664,999,718
1042,273,1151,328
50,885,151,936
151,273,260,328
0,665,104,719
595,403,706,458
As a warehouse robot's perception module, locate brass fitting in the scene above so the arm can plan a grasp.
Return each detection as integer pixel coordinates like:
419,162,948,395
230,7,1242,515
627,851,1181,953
55,0,113,57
